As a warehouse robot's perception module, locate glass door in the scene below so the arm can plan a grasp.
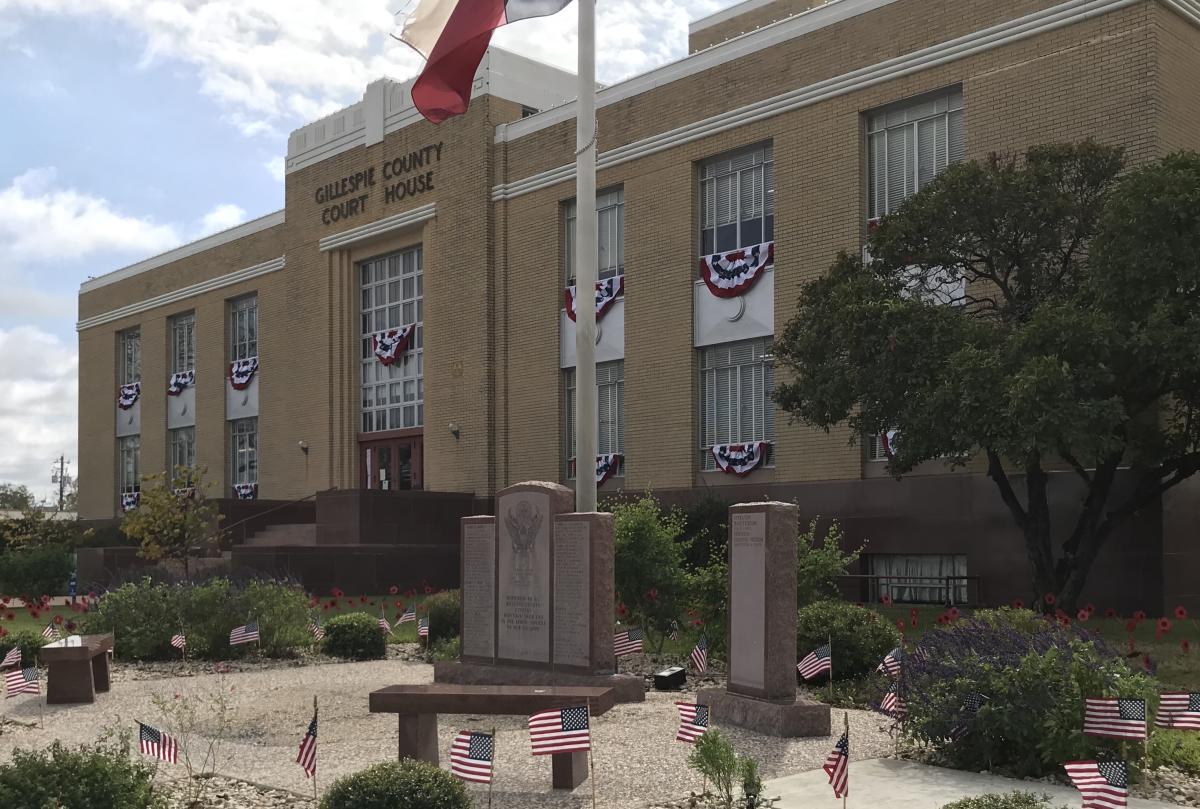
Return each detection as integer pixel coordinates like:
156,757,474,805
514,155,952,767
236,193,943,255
361,437,423,490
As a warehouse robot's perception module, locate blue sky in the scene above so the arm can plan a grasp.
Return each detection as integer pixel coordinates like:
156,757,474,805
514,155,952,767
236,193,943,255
0,0,723,501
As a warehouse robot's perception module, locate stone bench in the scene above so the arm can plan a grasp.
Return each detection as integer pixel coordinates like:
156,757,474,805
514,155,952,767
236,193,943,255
39,633,114,705
368,683,614,789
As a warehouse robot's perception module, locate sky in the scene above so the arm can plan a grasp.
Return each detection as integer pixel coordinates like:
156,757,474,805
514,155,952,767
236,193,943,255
0,0,728,503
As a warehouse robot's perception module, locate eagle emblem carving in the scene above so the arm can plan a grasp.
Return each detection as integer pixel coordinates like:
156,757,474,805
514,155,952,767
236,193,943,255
504,499,543,584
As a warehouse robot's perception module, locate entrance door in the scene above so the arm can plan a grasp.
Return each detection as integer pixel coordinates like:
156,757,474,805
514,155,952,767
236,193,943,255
362,436,423,491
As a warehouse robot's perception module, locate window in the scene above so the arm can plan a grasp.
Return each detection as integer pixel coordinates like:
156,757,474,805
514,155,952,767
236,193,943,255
867,87,965,223
867,429,899,462
360,247,423,433
564,188,624,285
118,435,140,495
229,295,258,361
869,554,968,604
700,143,774,255
119,328,141,385
170,312,196,374
698,338,775,470
169,427,195,472
230,418,258,486
564,361,624,478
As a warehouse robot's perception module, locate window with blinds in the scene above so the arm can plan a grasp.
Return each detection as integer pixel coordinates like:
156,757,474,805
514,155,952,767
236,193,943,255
360,247,424,433
118,435,140,495
869,553,968,604
170,312,195,375
230,418,258,486
867,87,965,223
169,427,195,472
698,338,775,470
229,295,258,361
564,360,624,479
119,328,141,385
700,143,774,255
564,188,624,285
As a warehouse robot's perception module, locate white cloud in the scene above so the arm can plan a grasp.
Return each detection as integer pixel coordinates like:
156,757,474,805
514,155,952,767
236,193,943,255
198,202,247,235
264,156,285,182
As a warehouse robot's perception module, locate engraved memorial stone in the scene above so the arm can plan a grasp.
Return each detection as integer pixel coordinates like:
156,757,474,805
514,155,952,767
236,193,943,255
729,511,767,694
553,519,591,668
461,518,496,661
497,490,552,664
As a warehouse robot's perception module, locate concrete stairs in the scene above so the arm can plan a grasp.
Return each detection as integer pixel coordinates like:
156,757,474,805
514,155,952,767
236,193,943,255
243,523,317,546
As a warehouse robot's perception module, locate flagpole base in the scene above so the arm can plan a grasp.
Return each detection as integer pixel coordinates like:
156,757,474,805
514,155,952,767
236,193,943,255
697,688,830,737
551,750,589,790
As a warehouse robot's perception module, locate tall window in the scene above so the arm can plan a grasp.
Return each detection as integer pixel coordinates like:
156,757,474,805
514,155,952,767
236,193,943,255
169,427,195,472
119,328,141,385
230,418,258,486
869,553,968,604
118,435,140,495
229,295,258,361
170,312,196,374
361,247,423,433
564,361,624,478
867,87,965,223
699,338,775,470
700,143,774,255
564,188,624,285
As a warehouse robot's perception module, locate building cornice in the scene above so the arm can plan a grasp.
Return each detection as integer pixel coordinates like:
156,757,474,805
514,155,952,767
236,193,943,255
318,203,437,252
1163,0,1200,25
689,0,794,33
492,0,1145,202
76,256,286,331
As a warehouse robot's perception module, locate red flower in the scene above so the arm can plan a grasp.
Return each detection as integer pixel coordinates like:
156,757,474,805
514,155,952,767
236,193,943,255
617,603,629,618
1133,610,1146,621
948,607,960,620
880,594,893,606
909,607,919,619
29,610,38,619
424,585,433,594
1084,603,1095,615
65,621,76,632
895,619,906,632
1011,599,1025,610
0,596,8,604
1125,619,1137,633
53,615,63,625
1175,606,1188,620
936,615,947,625
4,613,12,621
1077,609,1090,622
693,619,706,628
909,616,918,629
389,585,399,595
1043,593,1057,606
359,596,367,604
1104,608,1117,619
40,595,49,604
1182,639,1191,653
395,601,403,609
322,605,329,611
1158,617,1172,633
1057,616,1071,628
330,588,343,597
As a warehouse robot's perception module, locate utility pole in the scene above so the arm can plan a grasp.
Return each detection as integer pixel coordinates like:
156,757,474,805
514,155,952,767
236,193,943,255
50,456,70,511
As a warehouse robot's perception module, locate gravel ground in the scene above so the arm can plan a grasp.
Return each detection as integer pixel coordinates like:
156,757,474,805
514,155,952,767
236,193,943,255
0,655,894,808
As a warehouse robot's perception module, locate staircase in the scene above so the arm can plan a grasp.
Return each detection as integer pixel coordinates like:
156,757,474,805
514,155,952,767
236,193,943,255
243,523,318,546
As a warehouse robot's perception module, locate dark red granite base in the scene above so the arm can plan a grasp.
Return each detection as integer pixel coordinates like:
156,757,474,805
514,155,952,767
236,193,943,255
433,661,645,703
697,687,831,737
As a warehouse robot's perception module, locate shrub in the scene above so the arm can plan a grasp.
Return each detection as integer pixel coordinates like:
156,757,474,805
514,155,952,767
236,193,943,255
796,600,900,681
901,608,1157,777
686,559,728,658
0,544,74,596
1148,730,1200,776
81,578,180,660
680,494,729,570
319,760,470,809
429,636,461,662
235,579,311,656
796,519,860,606
688,730,740,809
941,793,1067,809
323,611,386,660
422,589,460,643
0,630,43,668
610,493,689,650
0,736,164,809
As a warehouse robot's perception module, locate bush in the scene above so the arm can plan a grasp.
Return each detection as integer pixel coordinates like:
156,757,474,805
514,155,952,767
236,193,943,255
323,611,386,660
902,608,1157,777
0,630,44,668
235,580,311,656
796,519,860,606
428,636,461,662
688,730,740,809
686,559,728,658
422,589,460,643
319,760,470,809
941,793,1067,809
680,494,729,570
0,544,74,596
610,493,689,650
0,736,164,809
796,600,899,682
1148,730,1200,776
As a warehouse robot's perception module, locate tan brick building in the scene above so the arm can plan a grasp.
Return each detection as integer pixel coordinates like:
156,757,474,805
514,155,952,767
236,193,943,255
77,0,1200,609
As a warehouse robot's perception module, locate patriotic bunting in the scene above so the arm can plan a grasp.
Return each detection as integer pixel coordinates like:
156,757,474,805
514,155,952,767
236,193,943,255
167,370,195,396
138,722,179,764
234,483,258,500
229,357,259,390
699,241,774,298
121,492,140,512
675,702,709,744
711,442,769,477
117,382,141,410
596,454,622,485
372,325,415,366
450,730,494,784
1156,692,1200,730
565,274,624,322
1064,760,1128,809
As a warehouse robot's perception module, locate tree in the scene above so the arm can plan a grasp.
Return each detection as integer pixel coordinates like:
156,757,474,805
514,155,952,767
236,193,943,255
120,467,221,577
0,484,36,511
774,142,1200,610
0,508,90,551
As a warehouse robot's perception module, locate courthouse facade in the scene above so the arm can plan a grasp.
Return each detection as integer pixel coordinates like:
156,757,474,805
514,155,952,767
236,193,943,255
77,0,1200,608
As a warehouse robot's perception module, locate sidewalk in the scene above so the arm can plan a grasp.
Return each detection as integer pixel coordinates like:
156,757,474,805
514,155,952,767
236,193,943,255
765,758,1177,808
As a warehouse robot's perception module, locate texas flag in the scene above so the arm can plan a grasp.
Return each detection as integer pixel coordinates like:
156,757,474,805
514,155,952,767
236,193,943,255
401,0,573,123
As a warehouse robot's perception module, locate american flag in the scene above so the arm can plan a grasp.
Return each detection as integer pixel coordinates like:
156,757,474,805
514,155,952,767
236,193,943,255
450,730,494,783
950,692,987,741
397,603,417,624
690,634,708,674
1,646,20,669
296,710,317,778
170,633,187,651
1084,698,1147,740
823,733,849,798
1156,692,1200,730
877,646,903,677
797,644,831,680
1064,760,1128,809
529,705,591,755
614,627,643,656
41,621,59,640
378,611,392,634
229,622,260,646
675,702,709,744
138,722,179,764
418,617,430,638
4,666,38,698
881,681,907,717
309,616,325,641
668,620,679,641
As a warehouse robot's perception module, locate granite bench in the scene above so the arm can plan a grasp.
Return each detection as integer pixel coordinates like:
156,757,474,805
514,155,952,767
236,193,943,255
368,683,614,789
39,633,114,705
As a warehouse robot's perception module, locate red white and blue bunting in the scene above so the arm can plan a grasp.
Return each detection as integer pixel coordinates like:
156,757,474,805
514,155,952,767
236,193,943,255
167,370,195,396
372,325,415,367
120,492,140,512
699,241,774,298
711,441,769,477
173,487,196,500
565,274,624,322
117,382,141,410
878,429,899,461
229,357,259,391
596,454,623,485
233,483,258,500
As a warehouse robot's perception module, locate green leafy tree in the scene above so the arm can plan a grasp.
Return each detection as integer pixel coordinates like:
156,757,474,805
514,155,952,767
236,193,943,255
120,467,220,578
0,483,36,511
0,508,92,551
609,493,689,652
796,518,860,606
774,142,1200,610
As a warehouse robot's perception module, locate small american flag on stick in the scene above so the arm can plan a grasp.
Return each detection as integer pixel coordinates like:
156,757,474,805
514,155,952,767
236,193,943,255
4,666,38,697
450,730,494,783
529,705,590,755
41,621,59,640
397,603,417,624
378,610,392,634
296,705,317,778
881,681,906,717
797,644,831,680
1084,697,1147,740
1156,692,1200,730
1064,759,1128,809
950,692,987,741
690,634,708,673
877,646,903,677
309,616,325,641
138,721,178,764
613,627,643,657
823,732,849,798
170,633,187,651
417,617,429,638
229,621,260,646
1,646,20,669
675,702,709,744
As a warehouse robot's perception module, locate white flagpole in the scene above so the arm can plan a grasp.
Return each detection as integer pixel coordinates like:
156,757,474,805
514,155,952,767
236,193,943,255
574,0,598,514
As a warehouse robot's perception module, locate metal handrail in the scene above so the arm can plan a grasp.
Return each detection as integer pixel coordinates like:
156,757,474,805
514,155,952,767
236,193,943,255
221,488,332,548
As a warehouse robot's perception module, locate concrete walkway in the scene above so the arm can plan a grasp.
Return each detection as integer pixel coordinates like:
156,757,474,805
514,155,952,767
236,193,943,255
765,758,1178,808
